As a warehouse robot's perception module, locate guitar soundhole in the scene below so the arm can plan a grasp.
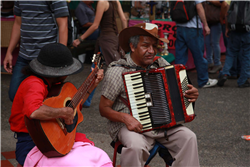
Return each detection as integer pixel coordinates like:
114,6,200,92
64,100,78,133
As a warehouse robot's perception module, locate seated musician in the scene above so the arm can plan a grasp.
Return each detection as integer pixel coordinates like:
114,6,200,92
9,43,112,167
99,23,200,167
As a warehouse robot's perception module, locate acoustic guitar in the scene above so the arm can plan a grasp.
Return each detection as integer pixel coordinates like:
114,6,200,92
25,53,102,158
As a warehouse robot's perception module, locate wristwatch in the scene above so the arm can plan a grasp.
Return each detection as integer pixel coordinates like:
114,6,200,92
78,36,84,42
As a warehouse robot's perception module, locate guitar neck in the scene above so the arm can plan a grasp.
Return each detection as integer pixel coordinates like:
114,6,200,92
70,67,99,108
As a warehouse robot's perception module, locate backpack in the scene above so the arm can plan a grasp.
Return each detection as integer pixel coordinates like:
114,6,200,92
170,0,197,23
47,1,75,46
227,1,250,32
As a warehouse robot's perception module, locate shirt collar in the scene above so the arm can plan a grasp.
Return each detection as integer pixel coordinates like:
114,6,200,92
125,52,141,67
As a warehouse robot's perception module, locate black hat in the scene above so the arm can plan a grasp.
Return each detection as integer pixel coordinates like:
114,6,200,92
29,43,83,77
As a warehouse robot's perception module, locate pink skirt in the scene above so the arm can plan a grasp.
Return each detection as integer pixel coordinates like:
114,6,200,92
24,133,112,167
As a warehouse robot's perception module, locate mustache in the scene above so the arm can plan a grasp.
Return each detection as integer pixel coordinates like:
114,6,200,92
144,53,155,57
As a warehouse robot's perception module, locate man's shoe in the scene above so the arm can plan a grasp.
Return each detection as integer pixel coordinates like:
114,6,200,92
217,75,228,87
202,78,218,88
227,75,238,79
208,64,223,74
208,63,214,69
238,80,250,88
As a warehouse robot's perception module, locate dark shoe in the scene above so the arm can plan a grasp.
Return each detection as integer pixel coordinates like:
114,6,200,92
217,75,228,87
208,64,223,74
227,75,237,79
238,80,250,88
208,63,214,69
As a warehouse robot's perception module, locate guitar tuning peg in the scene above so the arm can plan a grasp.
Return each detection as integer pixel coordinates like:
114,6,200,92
92,54,96,62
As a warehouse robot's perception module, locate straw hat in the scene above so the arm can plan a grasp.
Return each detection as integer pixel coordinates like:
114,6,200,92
119,23,169,53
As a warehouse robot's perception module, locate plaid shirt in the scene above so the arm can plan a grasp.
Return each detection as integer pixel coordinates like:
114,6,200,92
101,53,170,141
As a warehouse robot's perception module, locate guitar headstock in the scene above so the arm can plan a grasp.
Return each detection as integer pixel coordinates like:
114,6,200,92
92,52,103,68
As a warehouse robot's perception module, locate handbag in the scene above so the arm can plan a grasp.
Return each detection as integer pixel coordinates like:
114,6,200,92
202,2,221,25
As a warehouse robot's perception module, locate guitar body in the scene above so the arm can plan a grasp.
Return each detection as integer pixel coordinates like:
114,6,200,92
25,82,84,157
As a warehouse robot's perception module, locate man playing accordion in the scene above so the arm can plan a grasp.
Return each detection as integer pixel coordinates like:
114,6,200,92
99,23,200,167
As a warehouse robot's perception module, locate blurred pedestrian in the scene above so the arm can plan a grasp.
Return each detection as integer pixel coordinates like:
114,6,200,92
174,0,218,88
3,1,69,102
72,0,127,66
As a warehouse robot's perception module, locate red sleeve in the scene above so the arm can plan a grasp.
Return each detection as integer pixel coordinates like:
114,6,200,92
22,78,48,118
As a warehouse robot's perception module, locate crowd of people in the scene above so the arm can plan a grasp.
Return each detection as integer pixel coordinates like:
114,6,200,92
2,0,249,167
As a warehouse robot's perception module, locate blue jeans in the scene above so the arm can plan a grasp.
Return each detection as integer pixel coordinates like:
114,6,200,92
221,24,228,48
83,63,96,107
205,23,222,66
175,27,208,87
221,24,241,76
15,133,35,166
221,31,250,86
9,56,30,101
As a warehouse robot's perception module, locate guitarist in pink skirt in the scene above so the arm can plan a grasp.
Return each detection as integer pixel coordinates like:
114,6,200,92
9,43,112,167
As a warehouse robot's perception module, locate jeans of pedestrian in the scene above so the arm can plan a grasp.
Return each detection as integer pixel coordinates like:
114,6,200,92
221,24,228,48
9,56,30,102
83,63,96,107
221,24,241,76
220,31,250,86
175,27,208,87
205,23,222,66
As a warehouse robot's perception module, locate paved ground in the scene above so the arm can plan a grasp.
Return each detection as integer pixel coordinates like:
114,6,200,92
1,54,249,167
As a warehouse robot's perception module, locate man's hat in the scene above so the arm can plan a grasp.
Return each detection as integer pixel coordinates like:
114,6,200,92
29,43,83,77
119,23,169,53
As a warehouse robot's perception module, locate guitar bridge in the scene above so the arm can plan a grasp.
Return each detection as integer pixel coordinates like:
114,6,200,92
56,118,67,135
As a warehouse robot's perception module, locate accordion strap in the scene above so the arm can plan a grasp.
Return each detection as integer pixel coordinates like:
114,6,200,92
118,95,130,108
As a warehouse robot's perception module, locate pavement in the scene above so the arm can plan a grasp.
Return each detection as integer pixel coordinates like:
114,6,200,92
1,54,250,167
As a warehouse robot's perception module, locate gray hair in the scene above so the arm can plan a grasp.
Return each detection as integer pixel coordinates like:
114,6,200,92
129,35,140,52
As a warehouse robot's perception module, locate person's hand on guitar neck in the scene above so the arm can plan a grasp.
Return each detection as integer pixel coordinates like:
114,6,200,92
30,105,75,125
93,69,104,88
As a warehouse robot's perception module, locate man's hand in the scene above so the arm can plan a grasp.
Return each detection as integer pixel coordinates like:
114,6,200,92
3,52,13,73
61,107,75,125
184,84,199,103
72,39,81,48
94,69,104,87
204,25,210,36
122,113,143,133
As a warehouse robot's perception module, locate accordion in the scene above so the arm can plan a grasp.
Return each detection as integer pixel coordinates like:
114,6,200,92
122,64,195,132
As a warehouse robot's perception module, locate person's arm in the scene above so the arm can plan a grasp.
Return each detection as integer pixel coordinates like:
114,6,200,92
196,3,210,35
116,0,127,29
82,22,93,28
220,1,229,37
56,16,68,46
99,95,143,132
30,105,74,125
3,16,21,73
75,5,93,28
208,1,221,7
73,1,107,47
220,1,229,24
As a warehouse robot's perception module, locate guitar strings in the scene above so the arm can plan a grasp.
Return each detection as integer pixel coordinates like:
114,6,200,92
68,67,99,109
